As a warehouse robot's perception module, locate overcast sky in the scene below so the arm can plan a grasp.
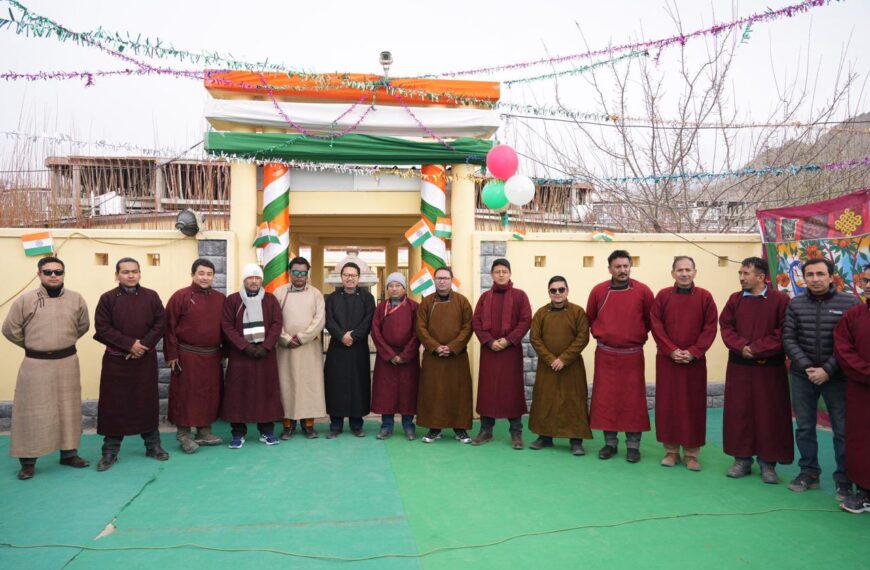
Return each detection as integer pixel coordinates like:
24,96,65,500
1,0,868,175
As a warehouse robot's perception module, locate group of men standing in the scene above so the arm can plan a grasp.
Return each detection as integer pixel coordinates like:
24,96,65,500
3,250,870,514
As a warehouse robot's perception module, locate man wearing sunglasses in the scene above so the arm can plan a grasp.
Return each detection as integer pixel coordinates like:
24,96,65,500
3,256,91,480
528,276,593,456
274,257,327,440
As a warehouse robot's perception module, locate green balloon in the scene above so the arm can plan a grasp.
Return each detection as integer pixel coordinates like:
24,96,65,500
482,180,509,210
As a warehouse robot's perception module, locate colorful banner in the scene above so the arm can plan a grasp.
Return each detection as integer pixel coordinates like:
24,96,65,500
757,189,870,299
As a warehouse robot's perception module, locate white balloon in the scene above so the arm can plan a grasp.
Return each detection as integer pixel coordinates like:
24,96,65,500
504,175,535,206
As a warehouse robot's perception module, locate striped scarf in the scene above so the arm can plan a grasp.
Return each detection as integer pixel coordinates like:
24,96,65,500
240,288,266,343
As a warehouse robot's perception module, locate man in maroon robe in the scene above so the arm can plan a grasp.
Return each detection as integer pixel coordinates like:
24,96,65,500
220,263,284,449
94,257,168,471
371,272,420,440
650,256,718,471
471,258,532,449
719,256,793,484
163,258,226,454
835,264,870,514
587,250,654,463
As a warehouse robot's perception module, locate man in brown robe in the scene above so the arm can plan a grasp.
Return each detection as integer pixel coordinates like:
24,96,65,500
3,256,90,480
650,256,718,471
94,257,168,471
416,266,474,444
221,263,284,448
719,256,793,484
528,276,592,456
274,256,327,440
163,258,226,454
472,258,533,449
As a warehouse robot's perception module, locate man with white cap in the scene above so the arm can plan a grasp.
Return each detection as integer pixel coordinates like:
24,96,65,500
371,272,420,440
220,263,284,449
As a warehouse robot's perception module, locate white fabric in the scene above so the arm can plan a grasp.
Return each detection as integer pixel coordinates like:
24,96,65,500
242,263,264,280
205,98,500,139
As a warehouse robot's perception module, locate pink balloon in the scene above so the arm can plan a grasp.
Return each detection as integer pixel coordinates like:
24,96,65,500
486,145,519,181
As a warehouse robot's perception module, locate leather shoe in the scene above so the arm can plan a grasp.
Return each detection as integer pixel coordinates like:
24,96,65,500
598,445,617,460
302,426,319,439
351,428,366,438
18,465,35,480
626,448,641,463
660,452,681,467
530,436,553,450
685,457,702,471
326,429,342,439
96,454,118,472
471,429,493,446
511,432,524,450
570,440,586,456
60,455,90,468
146,445,170,461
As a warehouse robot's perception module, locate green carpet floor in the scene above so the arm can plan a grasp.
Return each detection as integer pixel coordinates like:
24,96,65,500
1,409,868,569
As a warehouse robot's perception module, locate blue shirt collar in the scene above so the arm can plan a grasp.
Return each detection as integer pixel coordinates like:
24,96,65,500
742,285,768,298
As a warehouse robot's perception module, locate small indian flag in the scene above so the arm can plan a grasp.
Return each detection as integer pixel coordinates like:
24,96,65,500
252,222,280,248
451,276,462,292
591,230,615,242
21,232,53,256
511,229,526,241
405,219,432,248
434,217,453,239
410,268,436,296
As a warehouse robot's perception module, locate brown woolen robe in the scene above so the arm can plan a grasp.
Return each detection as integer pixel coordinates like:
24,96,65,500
220,292,284,423
834,301,870,489
94,286,166,436
163,284,226,427
719,289,793,464
415,292,474,429
472,282,533,419
528,302,593,439
371,298,420,416
2,287,90,458
650,285,718,449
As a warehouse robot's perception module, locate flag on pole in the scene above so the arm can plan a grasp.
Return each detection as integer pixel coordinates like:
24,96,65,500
591,230,615,242
405,219,433,248
434,217,453,239
451,276,462,292
253,222,280,248
410,268,436,296
21,232,53,256
511,229,526,241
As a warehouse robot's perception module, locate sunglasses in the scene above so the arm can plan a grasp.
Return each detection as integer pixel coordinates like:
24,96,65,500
41,269,65,276
548,287,566,294
291,270,309,277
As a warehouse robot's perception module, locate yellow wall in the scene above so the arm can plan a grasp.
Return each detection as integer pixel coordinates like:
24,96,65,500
0,229,234,400
468,232,763,387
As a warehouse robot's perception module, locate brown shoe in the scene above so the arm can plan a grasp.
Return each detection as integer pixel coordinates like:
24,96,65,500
60,455,90,468
179,437,199,454
471,429,493,446
146,445,170,461
660,453,681,467
685,456,702,471
194,432,224,446
511,432,524,450
96,454,118,472
18,465,35,480
530,436,554,450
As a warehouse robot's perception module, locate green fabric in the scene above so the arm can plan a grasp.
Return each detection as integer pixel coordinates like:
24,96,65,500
205,131,492,165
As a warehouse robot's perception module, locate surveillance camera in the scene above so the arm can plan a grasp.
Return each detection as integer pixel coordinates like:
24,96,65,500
379,51,393,66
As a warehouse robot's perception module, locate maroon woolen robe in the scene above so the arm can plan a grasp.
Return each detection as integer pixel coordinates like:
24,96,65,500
371,298,420,416
472,282,532,419
220,292,284,423
94,286,166,436
163,284,226,427
834,301,870,489
586,279,654,433
719,289,793,463
650,285,718,448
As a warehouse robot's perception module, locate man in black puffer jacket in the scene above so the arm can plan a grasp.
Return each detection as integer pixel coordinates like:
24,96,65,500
783,257,860,501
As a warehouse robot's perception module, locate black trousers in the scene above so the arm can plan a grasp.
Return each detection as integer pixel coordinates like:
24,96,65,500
102,430,162,454
480,416,523,434
19,449,78,466
230,422,275,437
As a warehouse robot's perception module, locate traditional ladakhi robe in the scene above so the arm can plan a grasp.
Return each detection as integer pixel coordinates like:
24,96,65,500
371,297,420,416
163,285,226,427
2,287,90,458
834,301,870,489
472,282,533,418
719,289,793,463
528,302,593,439
323,288,376,418
586,279,654,433
650,285,718,448
94,286,166,436
220,292,284,423
274,283,327,420
416,292,474,429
